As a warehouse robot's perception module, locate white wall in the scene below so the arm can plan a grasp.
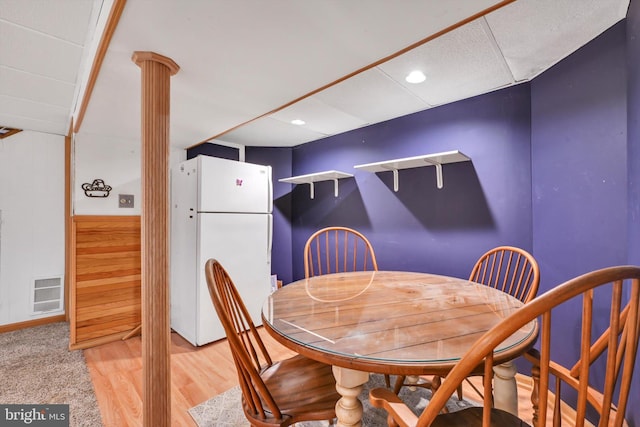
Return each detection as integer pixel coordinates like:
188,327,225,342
0,131,65,325
0,130,186,326
73,133,186,215
74,133,143,215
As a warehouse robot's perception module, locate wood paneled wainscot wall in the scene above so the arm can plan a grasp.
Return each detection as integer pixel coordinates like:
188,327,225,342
70,215,141,349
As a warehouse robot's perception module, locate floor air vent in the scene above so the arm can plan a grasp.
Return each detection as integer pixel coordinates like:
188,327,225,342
32,277,63,313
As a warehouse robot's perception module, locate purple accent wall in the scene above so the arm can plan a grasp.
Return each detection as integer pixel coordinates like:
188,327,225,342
531,23,627,283
289,85,532,281
187,142,240,160
531,20,638,425
246,147,294,284
629,0,640,267
627,1,640,423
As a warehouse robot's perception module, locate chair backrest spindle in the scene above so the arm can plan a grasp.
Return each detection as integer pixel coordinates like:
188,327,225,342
304,226,378,279
469,246,540,303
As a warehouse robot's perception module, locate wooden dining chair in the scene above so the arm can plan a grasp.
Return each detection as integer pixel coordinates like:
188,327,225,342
204,259,340,426
304,226,378,278
371,265,640,427
393,246,540,399
303,226,389,386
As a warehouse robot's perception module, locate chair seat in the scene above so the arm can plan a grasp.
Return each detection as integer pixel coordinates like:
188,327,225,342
260,354,340,421
430,407,531,427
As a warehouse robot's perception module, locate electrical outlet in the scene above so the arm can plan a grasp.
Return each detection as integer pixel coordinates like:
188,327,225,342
119,194,134,208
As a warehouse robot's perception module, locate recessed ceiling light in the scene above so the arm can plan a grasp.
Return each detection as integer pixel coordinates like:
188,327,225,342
405,70,426,84
291,119,306,126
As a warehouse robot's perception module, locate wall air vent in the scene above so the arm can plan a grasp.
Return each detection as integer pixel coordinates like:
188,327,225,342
0,126,22,139
32,277,63,314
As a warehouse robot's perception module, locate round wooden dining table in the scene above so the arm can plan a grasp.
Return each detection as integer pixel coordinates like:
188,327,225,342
262,270,538,427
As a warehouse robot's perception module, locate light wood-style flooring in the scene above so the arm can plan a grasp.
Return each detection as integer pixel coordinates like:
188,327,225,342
84,329,545,427
84,329,295,426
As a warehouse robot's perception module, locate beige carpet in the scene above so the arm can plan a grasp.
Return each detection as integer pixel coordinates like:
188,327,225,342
0,322,103,427
188,373,479,426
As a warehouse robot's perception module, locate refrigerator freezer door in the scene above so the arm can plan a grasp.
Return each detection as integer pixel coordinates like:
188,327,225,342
198,155,272,214
195,212,272,345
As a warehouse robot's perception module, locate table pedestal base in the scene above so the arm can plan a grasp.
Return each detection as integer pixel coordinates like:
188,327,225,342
332,366,369,427
493,360,518,416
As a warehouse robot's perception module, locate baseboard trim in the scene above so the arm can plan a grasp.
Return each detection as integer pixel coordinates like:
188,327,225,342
0,315,67,334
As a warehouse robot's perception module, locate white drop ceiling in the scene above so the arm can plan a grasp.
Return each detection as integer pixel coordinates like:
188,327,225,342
0,0,630,149
0,0,100,135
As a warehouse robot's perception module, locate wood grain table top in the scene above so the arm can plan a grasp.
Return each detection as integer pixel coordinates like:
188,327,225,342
262,270,538,375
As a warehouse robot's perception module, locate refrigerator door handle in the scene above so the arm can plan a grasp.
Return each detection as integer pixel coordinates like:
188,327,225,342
267,214,273,261
267,166,273,213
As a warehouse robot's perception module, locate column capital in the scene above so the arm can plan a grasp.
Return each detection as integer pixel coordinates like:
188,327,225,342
132,51,180,75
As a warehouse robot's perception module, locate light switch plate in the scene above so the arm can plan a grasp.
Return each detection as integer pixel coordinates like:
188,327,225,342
119,194,134,208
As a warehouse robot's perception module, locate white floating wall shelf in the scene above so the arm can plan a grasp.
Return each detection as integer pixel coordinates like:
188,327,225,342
279,170,354,199
354,150,471,191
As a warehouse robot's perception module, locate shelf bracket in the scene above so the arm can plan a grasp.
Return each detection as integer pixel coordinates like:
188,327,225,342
435,163,443,189
306,179,342,199
423,159,444,189
386,162,444,191
393,169,399,192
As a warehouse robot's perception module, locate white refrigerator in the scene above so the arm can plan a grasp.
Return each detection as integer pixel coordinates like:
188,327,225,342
170,155,273,346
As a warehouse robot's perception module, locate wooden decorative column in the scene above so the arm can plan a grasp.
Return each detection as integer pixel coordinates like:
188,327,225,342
132,51,179,427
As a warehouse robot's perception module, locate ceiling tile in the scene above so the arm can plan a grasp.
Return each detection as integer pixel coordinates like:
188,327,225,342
218,116,328,147
269,97,368,135
378,18,515,106
0,95,69,124
314,68,431,124
0,0,98,45
486,0,630,80
0,21,84,82
0,114,65,135
0,66,75,108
